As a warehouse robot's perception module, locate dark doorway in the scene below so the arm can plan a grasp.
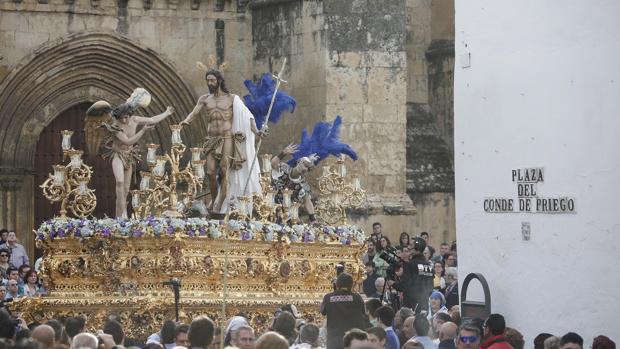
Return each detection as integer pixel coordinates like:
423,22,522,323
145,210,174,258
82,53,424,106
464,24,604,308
34,103,116,226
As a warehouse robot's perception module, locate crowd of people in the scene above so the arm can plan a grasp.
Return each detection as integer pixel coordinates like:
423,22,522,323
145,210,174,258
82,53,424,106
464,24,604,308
0,225,616,349
0,229,46,302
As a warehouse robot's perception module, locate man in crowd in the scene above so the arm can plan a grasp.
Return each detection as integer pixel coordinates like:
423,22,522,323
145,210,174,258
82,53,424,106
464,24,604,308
362,241,388,278
420,232,435,258
401,316,416,343
70,333,98,349
439,243,450,262
456,323,482,349
391,237,434,313
290,323,321,349
343,329,370,349
188,315,215,349
175,324,190,348
375,305,400,349
321,272,366,349
0,229,7,245
404,315,437,349
5,279,22,300
366,327,387,349
560,333,583,349
232,325,256,349
365,298,382,327
65,316,87,341
438,322,458,349
31,324,56,349
0,231,29,268
444,267,459,309
370,222,383,244
17,264,30,286
481,314,514,349
362,261,380,298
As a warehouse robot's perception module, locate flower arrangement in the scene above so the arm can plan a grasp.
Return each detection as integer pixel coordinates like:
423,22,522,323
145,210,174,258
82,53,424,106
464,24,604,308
35,217,366,245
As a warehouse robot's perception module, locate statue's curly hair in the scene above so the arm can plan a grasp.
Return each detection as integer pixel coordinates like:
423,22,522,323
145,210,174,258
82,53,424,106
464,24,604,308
112,103,136,119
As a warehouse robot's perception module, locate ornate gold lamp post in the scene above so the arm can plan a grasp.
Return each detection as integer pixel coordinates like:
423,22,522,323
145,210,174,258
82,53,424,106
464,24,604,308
40,131,97,218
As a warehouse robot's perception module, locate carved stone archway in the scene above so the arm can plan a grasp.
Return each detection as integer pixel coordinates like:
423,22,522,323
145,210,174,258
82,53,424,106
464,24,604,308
0,32,204,257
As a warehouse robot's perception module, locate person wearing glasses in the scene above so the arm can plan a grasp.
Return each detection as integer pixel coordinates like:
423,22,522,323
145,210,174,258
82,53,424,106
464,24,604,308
456,322,482,349
0,248,10,279
5,279,23,300
0,231,29,268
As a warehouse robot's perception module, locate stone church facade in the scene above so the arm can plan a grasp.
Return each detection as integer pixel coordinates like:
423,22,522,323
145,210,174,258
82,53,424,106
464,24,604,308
0,0,454,256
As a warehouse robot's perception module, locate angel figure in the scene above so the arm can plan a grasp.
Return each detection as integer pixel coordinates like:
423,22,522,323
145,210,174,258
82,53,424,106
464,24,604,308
85,88,175,218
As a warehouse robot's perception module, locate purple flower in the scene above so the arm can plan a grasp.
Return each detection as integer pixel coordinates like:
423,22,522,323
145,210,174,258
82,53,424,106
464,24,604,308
242,231,251,241
57,229,66,238
132,229,142,237
37,233,45,241
188,229,195,237
102,228,111,238
75,229,82,238
166,226,174,235
199,227,206,236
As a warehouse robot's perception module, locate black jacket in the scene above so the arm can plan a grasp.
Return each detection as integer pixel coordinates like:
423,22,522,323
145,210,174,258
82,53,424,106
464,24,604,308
393,255,434,313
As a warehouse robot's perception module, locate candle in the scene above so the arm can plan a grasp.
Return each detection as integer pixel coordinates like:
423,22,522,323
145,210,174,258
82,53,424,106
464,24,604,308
170,124,183,145
140,172,151,190
52,165,66,185
282,188,291,208
265,191,275,208
68,150,83,169
192,160,206,180
353,177,361,190
262,154,272,173
153,156,167,177
146,144,159,165
77,180,88,194
131,190,141,208
339,161,347,177
322,166,330,177
191,148,202,162
289,204,299,221
61,130,73,151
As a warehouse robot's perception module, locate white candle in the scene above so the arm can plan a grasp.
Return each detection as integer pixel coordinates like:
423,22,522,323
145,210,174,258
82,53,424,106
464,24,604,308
170,125,182,144
191,148,202,162
53,165,66,185
353,177,361,190
262,154,272,173
61,130,73,151
68,151,83,169
140,172,151,190
77,181,88,194
153,157,167,176
282,189,291,208
131,190,141,208
193,160,206,180
146,144,159,165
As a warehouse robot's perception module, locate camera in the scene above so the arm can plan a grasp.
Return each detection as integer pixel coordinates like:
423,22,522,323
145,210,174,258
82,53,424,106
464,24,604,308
378,246,403,280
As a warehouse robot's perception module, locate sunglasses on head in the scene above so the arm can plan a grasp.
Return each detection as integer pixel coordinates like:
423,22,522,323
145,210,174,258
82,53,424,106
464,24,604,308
459,336,478,344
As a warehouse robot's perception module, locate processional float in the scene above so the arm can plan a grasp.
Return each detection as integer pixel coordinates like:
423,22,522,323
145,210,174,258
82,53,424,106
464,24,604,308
13,62,369,339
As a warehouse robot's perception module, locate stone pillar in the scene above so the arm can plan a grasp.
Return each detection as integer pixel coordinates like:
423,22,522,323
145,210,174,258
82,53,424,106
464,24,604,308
0,171,35,262
323,0,416,234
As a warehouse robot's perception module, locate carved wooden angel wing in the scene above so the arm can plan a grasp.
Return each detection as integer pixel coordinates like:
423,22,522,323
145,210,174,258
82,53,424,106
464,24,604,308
85,101,114,156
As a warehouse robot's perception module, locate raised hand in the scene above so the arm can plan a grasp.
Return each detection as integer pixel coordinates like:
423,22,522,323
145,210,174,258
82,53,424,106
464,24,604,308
166,106,175,115
283,143,299,155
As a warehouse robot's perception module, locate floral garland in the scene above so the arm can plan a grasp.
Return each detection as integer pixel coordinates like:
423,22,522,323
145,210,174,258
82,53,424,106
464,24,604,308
35,217,366,245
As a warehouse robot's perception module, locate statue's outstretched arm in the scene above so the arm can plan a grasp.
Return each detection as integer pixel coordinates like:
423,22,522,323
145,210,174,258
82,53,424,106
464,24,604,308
134,107,175,125
114,125,154,145
180,96,207,126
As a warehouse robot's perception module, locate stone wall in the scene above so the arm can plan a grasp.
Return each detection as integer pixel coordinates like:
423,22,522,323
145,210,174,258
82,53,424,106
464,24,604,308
0,0,455,255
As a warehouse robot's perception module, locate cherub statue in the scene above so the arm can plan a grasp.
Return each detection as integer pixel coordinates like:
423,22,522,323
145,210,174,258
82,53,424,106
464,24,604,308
85,88,174,218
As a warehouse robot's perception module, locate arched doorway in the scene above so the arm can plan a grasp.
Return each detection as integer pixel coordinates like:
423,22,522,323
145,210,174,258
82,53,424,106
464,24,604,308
34,103,116,226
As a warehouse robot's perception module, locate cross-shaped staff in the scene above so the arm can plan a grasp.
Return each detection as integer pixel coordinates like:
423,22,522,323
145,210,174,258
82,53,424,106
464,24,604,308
242,57,288,196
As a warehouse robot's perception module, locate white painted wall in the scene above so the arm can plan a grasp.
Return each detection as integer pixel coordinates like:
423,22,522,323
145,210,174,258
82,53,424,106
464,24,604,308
455,0,620,345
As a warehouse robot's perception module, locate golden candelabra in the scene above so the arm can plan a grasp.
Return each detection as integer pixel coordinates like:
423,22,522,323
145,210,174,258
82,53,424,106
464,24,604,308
250,154,302,224
40,130,97,218
131,125,204,218
315,157,365,225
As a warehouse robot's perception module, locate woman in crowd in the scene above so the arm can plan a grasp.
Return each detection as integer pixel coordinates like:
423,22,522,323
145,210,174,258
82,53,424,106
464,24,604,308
379,236,391,252
0,248,10,278
427,290,448,322
398,232,410,250
433,260,446,290
22,270,45,297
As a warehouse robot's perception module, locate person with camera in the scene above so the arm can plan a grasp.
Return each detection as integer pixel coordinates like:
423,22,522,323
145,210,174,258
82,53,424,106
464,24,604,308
389,237,434,314
320,272,366,349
